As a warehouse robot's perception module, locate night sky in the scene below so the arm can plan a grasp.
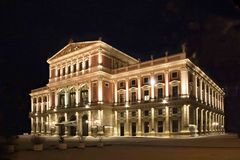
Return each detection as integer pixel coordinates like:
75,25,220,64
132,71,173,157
1,0,240,135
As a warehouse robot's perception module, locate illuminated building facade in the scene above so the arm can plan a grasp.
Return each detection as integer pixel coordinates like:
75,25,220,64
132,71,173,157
29,40,225,137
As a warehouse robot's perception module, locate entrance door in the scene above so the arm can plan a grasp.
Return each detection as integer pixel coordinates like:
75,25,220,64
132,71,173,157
132,122,136,136
172,120,178,132
82,115,88,136
120,123,124,136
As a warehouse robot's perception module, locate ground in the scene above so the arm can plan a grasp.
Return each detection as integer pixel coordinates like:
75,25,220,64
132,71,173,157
3,134,240,160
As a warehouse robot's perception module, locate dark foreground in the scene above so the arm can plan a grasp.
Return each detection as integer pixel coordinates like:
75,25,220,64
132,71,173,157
4,134,240,160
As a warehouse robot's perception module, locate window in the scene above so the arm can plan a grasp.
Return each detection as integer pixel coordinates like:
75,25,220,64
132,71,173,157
172,86,178,97
172,107,178,114
73,64,76,73
158,109,163,115
119,81,124,89
171,71,178,79
62,68,65,76
144,110,149,116
157,74,163,82
132,111,136,117
120,94,124,103
143,77,149,84
59,94,65,106
85,60,89,69
131,92,137,102
158,88,163,98
144,90,150,101
57,69,60,77
68,66,71,74
131,80,136,86
120,112,124,118
79,62,82,71
158,121,163,132
144,121,149,133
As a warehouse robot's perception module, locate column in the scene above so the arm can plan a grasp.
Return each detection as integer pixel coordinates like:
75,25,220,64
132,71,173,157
205,111,208,133
76,112,79,135
200,109,204,133
194,74,198,100
114,111,118,136
41,97,44,113
88,82,91,104
204,83,207,104
55,91,58,108
55,113,59,135
199,79,203,102
165,106,169,133
31,97,34,112
31,117,34,134
195,107,199,133
114,81,118,104
208,87,211,106
137,76,141,102
209,112,212,132
88,111,92,135
151,74,155,100
137,109,142,135
49,92,52,109
181,105,189,132
126,79,129,103
165,70,169,98
64,90,69,108
46,95,49,110
98,78,103,104
180,67,189,97
125,110,129,136
151,108,155,134
76,88,79,106
64,113,68,135
36,117,39,133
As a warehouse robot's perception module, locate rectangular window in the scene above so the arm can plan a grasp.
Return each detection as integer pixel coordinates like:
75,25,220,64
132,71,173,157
68,66,71,74
119,81,124,89
143,77,149,84
158,88,163,98
172,107,178,114
171,71,178,79
120,94,124,103
79,62,82,71
157,74,163,82
131,80,136,86
120,112,124,117
158,121,163,132
132,111,136,117
144,121,149,133
131,92,137,102
158,109,163,115
144,90,150,101
172,86,178,97
73,64,76,72
144,110,149,116
57,69,60,77
62,68,65,76
85,60,89,69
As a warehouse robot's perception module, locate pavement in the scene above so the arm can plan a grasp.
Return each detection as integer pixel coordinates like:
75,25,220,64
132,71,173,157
3,133,240,160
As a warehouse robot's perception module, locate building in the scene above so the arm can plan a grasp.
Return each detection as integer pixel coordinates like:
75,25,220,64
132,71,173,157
29,40,225,137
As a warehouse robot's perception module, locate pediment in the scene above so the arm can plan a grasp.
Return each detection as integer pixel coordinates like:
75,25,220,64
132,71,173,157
47,41,98,63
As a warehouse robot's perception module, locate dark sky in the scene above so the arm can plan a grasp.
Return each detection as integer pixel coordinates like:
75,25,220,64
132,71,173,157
1,0,240,134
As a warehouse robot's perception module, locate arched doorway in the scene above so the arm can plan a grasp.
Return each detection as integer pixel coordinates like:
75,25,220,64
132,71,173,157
82,115,88,136
69,115,76,136
58,116,65,136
